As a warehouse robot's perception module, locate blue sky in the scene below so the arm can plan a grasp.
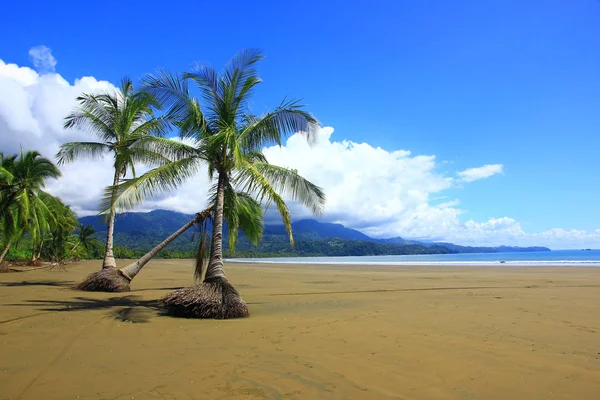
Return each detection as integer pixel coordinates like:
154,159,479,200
1,0,599,247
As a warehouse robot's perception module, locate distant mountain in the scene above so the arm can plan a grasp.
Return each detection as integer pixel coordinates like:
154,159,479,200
78,209,551,256
79,209,193,236
430,243,551,254
264,219,372,241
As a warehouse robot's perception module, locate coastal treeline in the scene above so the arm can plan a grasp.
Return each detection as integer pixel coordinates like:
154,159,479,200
0,151,101,270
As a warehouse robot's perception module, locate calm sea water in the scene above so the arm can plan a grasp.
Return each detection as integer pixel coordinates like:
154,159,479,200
227,249,600,266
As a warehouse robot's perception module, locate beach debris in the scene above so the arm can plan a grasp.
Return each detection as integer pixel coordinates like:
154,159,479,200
74,267,131,292
160,276,249,319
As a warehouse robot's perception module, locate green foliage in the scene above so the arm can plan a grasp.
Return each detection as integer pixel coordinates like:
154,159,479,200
0,150,77,264
57,78,178,265
0,149,104,265
6,245,31,261
109,50,325,275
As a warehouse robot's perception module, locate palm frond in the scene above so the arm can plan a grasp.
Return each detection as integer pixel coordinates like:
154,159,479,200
130,136,201,162
251,162,325,216
142,70,190,122
64,94,117,143
129,116,171,138
99,157,202,213
56,142,111,165
184,63,221,118
239,98,320,151
236,160,294,246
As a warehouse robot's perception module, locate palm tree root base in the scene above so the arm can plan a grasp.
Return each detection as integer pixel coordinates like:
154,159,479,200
160,276,249,319
74,267,131,292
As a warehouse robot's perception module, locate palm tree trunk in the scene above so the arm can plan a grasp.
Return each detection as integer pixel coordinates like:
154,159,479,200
30,242,37,263
119,206,212,281
205,173,226,280
102,168,120,269
70,241,81,254
0,241,11,265
36,239,43,260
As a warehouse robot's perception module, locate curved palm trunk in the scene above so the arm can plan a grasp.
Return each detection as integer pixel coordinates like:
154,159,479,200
102,169,120,269
36,239,43,260
0,241,11,265
76,207,212,293
30,242,37,263
70,241,81,255
119,207,212,281
205,173,226,280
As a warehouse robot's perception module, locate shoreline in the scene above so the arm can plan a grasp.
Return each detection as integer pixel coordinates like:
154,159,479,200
226,258,600,267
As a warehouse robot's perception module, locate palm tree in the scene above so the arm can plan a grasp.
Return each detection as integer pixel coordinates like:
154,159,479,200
0,153,17,268
113,50,325,318
75,188,264,292
57,77,173,270
40,196,78,263
69,224,97,256
0,151,62,266
75,206,214,292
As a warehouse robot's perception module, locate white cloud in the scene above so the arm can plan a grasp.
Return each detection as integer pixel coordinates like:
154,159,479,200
28,45,57,72
0,59,118,215
0,59,212,216
262,129,599,248
262,127,455,231
0,56,598,249
457,164,504,182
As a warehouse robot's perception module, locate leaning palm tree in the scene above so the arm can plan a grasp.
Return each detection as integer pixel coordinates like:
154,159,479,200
75,186,265,292
57,78,172,270
75,206,214,292
114,50,325,318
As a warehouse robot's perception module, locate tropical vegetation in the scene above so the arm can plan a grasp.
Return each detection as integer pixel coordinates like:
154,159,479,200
3,49,327,320
111,49,325,317
0,150,99,270
57,77,175,269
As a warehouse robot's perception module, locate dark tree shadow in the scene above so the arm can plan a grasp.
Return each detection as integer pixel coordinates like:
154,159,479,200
0,280,76,288
131,286,184,292
15,296,164,323
11,294,270,323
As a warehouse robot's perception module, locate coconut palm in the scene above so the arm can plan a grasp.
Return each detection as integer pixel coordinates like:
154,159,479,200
75,207,212,292
0,151,62,265
0,153,17,267
69,224,98,256
39,196,78,263
57,77,174,269
112,50,325,318
75,188,264,292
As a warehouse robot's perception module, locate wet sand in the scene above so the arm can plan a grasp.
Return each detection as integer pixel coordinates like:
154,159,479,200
1,260,599,400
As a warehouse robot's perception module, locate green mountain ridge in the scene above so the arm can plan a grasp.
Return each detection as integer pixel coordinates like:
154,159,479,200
78,210,551,257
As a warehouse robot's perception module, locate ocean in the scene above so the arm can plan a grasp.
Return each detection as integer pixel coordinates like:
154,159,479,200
227,249,600,266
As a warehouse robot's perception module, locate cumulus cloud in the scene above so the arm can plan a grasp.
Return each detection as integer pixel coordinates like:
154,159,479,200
457,164,503,182
262,127,454,229
0,58,119,215
0,58,213,216
28,45,57,72
0,55,598,249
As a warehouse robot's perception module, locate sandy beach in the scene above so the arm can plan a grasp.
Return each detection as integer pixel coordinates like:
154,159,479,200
1,260,599,399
